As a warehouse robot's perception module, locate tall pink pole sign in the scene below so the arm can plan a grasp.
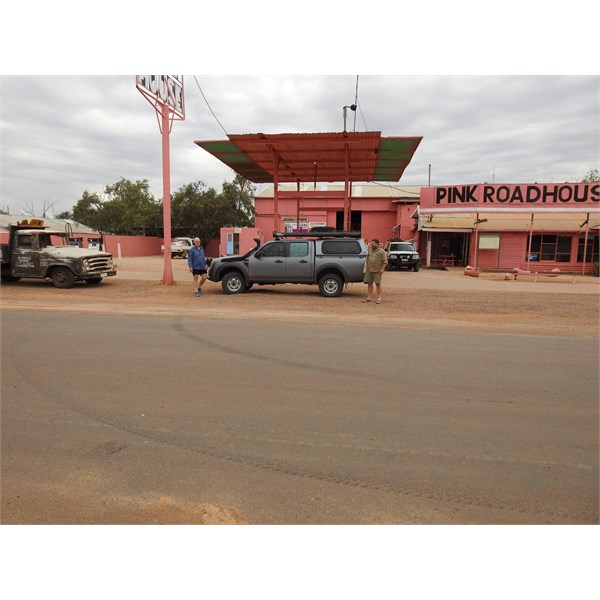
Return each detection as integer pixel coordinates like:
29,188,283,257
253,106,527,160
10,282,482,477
136,75,185,284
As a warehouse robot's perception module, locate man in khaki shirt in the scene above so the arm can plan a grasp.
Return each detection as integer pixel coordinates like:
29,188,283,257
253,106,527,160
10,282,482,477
363,238,387,304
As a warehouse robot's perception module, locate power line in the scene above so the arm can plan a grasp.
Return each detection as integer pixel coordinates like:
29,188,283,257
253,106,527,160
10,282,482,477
193,75,229,136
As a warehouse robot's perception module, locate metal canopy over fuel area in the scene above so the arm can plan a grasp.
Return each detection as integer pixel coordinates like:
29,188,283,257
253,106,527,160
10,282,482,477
195,131,422,233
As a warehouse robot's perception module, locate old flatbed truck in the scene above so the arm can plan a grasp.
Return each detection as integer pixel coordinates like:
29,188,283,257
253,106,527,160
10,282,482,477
1,219,116,288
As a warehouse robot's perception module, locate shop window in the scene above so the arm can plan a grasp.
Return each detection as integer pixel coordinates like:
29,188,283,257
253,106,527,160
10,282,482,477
527,234,571,262
577,235,599,263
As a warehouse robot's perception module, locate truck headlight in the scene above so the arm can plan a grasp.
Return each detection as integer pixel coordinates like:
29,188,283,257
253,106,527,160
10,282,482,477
83,259,90,270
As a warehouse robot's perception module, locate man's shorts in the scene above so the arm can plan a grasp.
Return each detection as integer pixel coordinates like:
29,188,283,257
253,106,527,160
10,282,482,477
192,269,207,275
364,270,382,284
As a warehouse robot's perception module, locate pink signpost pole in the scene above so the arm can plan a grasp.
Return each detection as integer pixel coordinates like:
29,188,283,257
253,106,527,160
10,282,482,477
160,101,174,284
136,75,185,285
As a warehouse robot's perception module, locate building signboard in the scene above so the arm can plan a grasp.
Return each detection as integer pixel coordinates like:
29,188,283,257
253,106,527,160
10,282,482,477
420,183,599,211
136,75,185,119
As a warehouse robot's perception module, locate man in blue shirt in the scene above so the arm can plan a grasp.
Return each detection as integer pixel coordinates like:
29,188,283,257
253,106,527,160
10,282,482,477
188,237,207,296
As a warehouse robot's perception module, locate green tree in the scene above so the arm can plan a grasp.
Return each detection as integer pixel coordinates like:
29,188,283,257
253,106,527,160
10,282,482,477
72,190,104,230
71,179,161,235
581,168,599,183
171,180,220,243
103,178,162,235
219,173,255,227
56,210,73,219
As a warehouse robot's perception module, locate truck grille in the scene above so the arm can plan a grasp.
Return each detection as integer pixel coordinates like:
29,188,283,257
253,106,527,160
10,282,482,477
86,256,113,273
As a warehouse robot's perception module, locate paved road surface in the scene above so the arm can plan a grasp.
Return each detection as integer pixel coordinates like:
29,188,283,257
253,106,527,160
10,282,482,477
2,311,598,523
2,309,597,524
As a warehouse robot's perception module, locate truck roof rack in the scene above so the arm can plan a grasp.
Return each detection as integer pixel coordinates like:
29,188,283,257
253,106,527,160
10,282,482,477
273,230,362,239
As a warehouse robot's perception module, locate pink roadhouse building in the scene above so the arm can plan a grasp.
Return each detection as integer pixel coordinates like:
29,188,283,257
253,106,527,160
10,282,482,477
253,181,599,275
196,130,599,275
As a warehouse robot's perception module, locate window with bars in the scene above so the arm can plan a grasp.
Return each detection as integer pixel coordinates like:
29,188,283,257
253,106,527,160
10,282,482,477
527,234,572,262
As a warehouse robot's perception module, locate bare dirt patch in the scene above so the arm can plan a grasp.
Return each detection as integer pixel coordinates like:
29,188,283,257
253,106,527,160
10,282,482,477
2,257,598,337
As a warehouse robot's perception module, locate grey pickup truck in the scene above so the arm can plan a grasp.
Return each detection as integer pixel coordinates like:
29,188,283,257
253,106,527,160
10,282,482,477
207,231,367,297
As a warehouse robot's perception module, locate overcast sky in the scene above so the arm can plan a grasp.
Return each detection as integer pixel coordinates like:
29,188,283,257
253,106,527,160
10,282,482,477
2,4,598,594
2,74,598,216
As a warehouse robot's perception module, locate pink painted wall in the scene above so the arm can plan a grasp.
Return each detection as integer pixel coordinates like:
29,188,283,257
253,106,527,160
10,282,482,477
469,231,597,274
103,235,162,257
219,227,264,256
254,193,419,245
0,231,162,256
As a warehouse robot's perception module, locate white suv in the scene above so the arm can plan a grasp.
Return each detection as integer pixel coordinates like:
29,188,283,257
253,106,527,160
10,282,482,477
386,241,420,272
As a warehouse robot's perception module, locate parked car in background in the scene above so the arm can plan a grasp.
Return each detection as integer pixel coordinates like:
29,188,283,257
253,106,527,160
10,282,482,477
161,237,194,259
385,240,421,271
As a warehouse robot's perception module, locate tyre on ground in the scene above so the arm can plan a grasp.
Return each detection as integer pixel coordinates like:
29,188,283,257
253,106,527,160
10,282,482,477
318,273,343,297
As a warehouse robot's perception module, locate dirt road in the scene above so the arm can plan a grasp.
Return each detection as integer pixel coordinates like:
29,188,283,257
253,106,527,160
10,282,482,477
2,256,599,337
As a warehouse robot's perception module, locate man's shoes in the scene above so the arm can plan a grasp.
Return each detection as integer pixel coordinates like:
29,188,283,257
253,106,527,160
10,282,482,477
197,287,202,295
194,290,200,297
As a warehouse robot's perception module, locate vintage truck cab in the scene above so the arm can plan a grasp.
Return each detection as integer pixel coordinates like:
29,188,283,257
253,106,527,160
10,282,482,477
1,219,116,288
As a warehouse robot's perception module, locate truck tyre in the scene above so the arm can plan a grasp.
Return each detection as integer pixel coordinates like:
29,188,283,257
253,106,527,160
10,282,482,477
85,277,103,284
182,251,188,259
319,273,343,297
51,267,75,288
1,273,21,282
222,272,246,294
413,262,420,272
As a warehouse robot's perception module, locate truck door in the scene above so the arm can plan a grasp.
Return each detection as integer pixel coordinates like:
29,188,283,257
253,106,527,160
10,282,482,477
11,234,39,277
248,241,286,281
286,241,312,281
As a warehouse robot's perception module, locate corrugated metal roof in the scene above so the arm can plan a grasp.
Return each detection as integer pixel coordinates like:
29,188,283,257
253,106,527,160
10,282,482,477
0,214,99,234
195,131,422,184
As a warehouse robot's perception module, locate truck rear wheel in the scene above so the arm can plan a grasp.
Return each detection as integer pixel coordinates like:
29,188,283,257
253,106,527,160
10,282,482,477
319,273,343,297
51,267,75,288
222,272,246,294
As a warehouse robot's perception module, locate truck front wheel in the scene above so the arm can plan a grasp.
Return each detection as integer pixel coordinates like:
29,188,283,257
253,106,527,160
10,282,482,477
51,267,75,288
319,274,343,297
222,272,246,294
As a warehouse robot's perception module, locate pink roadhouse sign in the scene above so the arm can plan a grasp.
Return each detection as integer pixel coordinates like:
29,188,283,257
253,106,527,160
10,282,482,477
136,75,185,120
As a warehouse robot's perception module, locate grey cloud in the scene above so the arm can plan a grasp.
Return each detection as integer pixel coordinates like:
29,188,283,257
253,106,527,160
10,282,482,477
1,75,598,215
